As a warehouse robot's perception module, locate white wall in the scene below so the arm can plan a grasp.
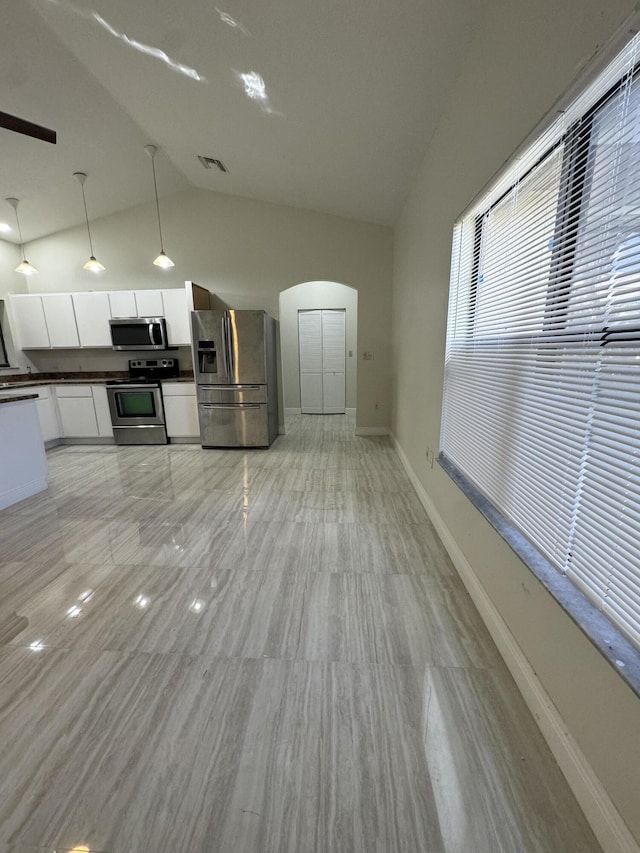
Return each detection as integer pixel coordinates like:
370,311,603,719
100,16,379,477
279,281,357,411
0,240,30,373
392,0,640,847
19,188,392,430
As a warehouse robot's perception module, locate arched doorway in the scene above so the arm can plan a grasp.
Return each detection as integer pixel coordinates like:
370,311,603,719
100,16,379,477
278,281,358,429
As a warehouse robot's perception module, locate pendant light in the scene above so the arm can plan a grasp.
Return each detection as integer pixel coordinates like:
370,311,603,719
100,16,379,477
5,198,38,275
73,172,105,272
144,144,174,268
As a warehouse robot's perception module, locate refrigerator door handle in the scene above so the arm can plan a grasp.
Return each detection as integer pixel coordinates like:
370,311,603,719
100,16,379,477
225,312,235,381
218,313,229,381
201,385,261,391
201,403,261,410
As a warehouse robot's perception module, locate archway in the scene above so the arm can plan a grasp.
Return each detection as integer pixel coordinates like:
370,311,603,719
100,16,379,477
278,281,358,429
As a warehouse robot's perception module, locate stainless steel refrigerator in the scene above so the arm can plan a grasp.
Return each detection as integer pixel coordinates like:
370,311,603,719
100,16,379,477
191,309,278,447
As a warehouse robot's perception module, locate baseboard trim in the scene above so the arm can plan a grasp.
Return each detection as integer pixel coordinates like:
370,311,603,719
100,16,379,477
355,426,390,436
346,408,356,416
391,432,640,853
58,437,115,445
285,408,301,416
278,425,286,435
0,476,48,511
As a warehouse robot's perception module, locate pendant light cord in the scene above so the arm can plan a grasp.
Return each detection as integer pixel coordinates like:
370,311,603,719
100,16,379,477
79,184,95,257
13,205,26,259
150,154,165,253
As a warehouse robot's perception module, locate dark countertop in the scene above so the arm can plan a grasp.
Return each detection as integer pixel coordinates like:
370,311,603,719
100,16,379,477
0,393,39,405
0,372,195,390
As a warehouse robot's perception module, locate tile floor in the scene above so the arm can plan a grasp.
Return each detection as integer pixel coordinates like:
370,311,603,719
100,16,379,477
0,415,601,852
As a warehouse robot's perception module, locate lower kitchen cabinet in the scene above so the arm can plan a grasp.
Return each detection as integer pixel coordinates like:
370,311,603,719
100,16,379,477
91,385,114,437
55,386,99,437
162,382,199,438
34,387,60,443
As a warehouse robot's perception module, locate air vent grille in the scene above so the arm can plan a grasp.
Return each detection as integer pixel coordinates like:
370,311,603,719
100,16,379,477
198,155,228,173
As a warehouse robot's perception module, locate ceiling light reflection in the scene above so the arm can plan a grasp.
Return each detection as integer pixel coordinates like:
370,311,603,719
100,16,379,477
93,13,206,81
240,71,267,102
215,8,251,35
29,640,45,652
42,0,206,82
67,605,82,618
189,598,205,613
236,70,281,116
134,594,150,609
78,589,94,602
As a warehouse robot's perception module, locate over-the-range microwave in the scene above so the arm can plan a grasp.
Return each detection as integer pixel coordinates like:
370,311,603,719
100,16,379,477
109,317,169,351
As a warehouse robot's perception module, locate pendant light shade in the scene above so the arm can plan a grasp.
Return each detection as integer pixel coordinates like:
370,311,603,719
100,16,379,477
153,251,174,269
73,172,105,272
5,198,38,275
145,145,174,269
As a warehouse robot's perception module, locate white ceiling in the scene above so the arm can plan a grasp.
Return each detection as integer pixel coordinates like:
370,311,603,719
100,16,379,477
0,0,485,243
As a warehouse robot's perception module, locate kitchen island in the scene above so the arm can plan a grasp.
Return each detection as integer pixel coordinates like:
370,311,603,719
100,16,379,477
0,394,48,510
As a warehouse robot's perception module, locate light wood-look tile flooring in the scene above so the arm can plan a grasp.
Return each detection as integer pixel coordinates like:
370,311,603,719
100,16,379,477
0,415,601,852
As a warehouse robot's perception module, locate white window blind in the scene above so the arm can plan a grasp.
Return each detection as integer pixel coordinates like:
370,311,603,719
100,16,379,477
441,32,640,651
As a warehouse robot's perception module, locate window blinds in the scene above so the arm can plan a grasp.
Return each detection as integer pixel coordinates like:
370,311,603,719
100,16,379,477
441,32,640,650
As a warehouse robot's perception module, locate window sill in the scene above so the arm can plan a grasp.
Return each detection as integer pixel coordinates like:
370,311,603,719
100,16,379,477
439,453,640,699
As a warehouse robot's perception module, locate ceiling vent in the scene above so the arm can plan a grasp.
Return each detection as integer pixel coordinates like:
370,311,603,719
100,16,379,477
198,155,228,173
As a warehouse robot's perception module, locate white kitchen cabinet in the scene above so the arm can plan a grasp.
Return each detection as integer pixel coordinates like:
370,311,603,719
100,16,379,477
41,294,80,348
91,385,114,437
10,287,194,353
55,385,99,437
9,295,50,348
162,382,199,437
72,292,112,347
161,288,191,345
135,290,164,317
109,291,137,318
34,386,61,442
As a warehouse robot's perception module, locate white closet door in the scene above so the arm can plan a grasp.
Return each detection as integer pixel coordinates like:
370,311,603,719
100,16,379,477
299,310,323,413
321,310,346,413
298,309,346,414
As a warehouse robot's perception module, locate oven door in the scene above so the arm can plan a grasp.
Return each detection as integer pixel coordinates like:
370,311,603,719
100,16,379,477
107,384,165,427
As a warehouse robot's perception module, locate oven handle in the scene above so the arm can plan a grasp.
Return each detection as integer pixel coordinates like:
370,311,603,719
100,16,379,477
108,383,161,390
149,323,155,345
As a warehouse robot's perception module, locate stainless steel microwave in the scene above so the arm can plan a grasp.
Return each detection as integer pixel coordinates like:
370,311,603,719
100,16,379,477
109,317,168,351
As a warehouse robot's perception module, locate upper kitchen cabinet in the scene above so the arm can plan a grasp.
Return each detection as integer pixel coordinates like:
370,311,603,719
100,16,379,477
41,294,80,347
9,294,50,348
108,290,137,318
9,286,194,351
109,289,166,321
12,293,81,348
162,289,190,345
72,292,112,347
135,290,164,317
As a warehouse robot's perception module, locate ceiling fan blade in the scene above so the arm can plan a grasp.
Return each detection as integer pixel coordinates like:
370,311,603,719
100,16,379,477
0,111,56,144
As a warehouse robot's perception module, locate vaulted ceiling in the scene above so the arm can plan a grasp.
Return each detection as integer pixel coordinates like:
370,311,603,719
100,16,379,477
0,0,485,242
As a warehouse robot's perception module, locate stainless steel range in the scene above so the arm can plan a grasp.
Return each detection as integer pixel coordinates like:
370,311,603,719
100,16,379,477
106,358,179,445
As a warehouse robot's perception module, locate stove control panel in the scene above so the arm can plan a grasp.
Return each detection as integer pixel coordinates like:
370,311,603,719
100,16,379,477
129,358,180,380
